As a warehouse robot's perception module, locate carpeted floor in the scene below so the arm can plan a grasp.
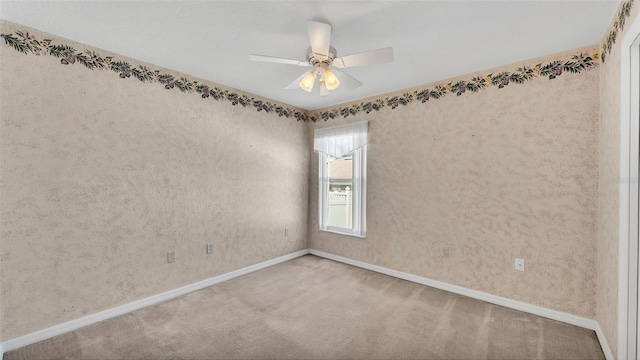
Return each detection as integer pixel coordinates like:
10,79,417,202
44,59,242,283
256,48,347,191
5,255,604,359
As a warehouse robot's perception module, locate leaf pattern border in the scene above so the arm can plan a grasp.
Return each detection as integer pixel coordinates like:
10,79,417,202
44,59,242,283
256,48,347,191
1,28,600,123
308,52,599,122
0,30,309,122
601,0,636,63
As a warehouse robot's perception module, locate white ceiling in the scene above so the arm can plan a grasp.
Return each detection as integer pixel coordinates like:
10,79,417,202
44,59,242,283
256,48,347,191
0,1,618,111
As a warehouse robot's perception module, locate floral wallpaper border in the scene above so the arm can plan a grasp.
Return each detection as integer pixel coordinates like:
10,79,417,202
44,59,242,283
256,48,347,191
601,0,635,63
308,52,598,121
2,28,599,123
0,30,309,122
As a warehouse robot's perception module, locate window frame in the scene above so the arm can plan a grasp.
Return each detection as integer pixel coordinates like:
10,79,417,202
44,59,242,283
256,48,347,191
318,145,367,238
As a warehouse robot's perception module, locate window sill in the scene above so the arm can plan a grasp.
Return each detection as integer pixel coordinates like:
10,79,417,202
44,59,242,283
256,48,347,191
319,227,366,239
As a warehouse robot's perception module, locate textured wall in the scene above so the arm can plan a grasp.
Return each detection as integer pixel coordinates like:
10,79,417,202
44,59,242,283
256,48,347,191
0,14,621,348
597,1,640,357
0,21,310,340
309,48,600,318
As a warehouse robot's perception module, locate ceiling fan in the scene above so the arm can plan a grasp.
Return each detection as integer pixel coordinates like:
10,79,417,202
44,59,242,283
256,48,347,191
249,20,394,96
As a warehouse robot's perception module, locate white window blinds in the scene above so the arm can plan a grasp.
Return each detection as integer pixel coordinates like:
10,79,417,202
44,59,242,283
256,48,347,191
313,121,368,159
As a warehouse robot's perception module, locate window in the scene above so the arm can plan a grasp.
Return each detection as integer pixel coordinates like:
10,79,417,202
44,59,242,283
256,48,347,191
314,121,367,237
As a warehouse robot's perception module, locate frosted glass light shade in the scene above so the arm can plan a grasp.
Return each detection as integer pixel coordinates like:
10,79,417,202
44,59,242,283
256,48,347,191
299,71,317,92
323,70,340,90
319,81,330,96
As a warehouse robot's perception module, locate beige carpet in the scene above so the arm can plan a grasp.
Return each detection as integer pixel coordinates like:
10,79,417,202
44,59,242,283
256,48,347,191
5,255,604,359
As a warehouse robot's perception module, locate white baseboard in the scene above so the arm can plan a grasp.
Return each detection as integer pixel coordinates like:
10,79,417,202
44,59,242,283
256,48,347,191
1,249,309,353
1,248,614,359
309,249,611,357
595,322,615,360
0,342,4,357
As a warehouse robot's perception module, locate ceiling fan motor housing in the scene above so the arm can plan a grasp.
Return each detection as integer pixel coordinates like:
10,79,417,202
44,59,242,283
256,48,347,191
307,46,337,71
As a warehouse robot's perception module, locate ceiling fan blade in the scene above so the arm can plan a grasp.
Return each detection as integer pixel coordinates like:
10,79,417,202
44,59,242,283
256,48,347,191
333,47,394,68
307,20,331,57
284,71,311,90
249,54,310,67
333,69,363,91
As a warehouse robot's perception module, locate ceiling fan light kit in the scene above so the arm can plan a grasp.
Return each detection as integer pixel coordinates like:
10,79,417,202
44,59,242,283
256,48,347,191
322,69,340,91
299,62,340,95
250,20,394,97
300,71,317,92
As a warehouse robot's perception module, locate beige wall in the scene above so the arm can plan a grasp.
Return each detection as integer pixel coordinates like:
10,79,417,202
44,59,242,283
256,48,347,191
309,48,600,318
0,21,310,340
597,1,640,357
0,4,635,351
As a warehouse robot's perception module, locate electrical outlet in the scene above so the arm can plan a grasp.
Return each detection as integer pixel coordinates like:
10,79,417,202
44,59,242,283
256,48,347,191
284,228,288,237
441,247,450,258
167,251,176,263
515,258,525,272
206,243,213,254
